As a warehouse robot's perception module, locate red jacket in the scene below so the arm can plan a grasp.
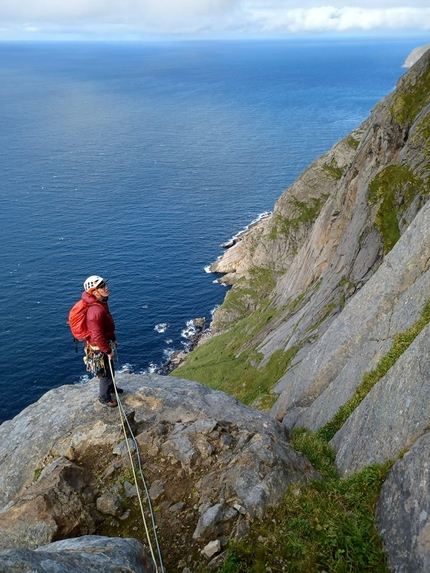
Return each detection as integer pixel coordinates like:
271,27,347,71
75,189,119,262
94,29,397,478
82,291,116,353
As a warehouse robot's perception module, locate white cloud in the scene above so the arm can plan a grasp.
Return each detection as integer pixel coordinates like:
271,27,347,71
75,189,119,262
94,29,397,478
0,0,428,38
245,7,430,33
0,0,238,23
245,0,430,8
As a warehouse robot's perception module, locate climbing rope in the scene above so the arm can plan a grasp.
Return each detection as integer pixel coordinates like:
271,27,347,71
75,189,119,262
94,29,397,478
108,358,165,573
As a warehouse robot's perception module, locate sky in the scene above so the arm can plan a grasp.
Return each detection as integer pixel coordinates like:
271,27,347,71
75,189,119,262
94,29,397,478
0,0,429,41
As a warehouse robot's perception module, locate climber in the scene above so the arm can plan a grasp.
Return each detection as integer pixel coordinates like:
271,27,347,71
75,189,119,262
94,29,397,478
82,275,122,407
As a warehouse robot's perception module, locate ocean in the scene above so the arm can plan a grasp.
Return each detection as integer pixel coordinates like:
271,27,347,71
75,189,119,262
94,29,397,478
0,38,423,424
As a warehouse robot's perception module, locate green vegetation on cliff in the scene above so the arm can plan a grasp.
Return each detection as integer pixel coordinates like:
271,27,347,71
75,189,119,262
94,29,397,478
322,160,344,180
217,430,391,573
172,303,300,410
269,195,328,240
390,61,430,126
346,134,360,150
173,279,322,409
368,164,425,254
411,112,430,156
216,267,279,322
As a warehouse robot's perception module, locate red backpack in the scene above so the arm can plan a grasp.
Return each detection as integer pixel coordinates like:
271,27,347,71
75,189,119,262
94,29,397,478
68,299,100,343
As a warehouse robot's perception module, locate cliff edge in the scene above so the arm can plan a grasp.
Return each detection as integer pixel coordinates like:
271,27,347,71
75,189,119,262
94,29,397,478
0,374,316,573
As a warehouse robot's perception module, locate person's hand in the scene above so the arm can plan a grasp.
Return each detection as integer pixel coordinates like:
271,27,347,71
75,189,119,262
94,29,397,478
108,351,114,361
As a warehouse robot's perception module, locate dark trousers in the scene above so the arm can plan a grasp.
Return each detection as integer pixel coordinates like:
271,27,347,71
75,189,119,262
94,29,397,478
98,355,115,402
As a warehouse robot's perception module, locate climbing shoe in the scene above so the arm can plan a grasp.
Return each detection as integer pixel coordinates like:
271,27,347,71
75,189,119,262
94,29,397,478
98,397,118,408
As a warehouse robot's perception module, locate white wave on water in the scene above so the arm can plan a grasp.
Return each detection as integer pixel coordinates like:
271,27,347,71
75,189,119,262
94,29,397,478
213,279,228,286
154,323,169,333
221,211,272,248
163,348,175,360
252,211,272,224
210,305,220,319
76,374,91,385
181,319,196,339
204,265,212,273
118,363,133,374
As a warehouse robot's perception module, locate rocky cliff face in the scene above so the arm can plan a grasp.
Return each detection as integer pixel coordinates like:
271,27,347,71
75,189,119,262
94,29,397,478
210,50,429,340
174,48,430,571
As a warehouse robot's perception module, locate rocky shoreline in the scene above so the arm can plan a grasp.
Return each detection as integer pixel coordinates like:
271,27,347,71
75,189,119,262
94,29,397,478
160,214,275,374
160,318,212,374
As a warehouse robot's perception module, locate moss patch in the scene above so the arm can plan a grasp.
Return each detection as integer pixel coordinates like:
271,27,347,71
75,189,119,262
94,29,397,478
368,164,425,254
346,135,360,150
390,61,430,127
217,267,279,322
178,281,325,408
411,112,430,157
269,195,328,240
216,430,391,573
322,160,344,180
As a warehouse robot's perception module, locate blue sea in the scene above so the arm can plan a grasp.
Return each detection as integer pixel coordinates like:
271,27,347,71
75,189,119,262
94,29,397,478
0,38,423,424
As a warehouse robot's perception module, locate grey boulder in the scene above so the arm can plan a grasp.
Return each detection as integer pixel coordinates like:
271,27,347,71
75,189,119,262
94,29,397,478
0,535,154,573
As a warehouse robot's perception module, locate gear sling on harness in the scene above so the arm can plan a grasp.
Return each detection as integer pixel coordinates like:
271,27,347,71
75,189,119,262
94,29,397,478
83,343,115,376
83,345,105,375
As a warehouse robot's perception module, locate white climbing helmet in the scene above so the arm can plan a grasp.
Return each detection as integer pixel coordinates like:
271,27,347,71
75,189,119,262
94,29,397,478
84,275,105,292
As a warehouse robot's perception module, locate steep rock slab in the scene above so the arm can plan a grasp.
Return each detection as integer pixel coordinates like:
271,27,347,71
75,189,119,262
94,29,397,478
271,198,430,425
0,536,154,573
291,261,430,432
376,432,430,572
331,323,430,476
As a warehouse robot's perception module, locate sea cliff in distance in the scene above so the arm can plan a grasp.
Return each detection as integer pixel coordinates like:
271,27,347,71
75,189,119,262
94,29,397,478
403,42,430,67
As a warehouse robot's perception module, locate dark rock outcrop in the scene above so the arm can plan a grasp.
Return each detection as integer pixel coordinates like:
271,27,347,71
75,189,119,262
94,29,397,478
376,433,430,572
0,536,154,573
0,457,98,551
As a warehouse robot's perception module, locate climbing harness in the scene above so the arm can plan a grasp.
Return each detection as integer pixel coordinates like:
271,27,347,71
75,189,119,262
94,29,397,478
83,345,106,376
84,342,117,376
108,358,165,573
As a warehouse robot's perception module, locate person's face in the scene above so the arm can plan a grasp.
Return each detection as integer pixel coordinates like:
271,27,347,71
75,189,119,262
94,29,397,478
94,283,109,298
